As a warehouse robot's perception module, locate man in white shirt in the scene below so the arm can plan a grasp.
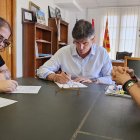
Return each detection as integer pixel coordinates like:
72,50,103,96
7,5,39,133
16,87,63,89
37,19,112,84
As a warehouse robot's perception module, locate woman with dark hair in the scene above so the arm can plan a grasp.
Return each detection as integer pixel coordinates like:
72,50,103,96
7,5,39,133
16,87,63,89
0,17,18,92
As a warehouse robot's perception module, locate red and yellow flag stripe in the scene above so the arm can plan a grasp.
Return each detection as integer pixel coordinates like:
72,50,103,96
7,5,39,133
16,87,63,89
103,18,110,53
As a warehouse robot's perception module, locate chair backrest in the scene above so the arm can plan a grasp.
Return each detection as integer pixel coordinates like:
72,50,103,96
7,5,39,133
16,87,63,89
124,56,140,78
116,51,132,60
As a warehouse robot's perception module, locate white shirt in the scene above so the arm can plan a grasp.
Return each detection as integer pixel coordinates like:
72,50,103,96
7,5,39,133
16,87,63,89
37,44,113,84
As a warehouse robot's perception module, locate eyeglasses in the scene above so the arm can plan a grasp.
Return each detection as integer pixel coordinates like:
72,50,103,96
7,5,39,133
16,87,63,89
0,34,11,51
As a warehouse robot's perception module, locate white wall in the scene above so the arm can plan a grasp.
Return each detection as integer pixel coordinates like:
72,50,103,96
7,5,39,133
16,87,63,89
87,8,103,45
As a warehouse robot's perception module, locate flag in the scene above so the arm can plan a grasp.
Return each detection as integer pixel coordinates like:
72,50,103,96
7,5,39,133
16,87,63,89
92,19,94,28
103,18,110,52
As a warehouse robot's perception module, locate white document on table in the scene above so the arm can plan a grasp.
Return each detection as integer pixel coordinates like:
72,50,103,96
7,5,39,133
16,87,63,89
55,81,87,88
11,86,41,94
0,97,17,108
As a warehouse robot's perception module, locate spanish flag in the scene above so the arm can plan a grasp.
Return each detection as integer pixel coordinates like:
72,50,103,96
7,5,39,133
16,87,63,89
103,18,110,52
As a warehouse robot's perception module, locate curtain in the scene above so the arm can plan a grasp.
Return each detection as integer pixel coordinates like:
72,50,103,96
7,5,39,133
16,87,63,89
98,7,140,60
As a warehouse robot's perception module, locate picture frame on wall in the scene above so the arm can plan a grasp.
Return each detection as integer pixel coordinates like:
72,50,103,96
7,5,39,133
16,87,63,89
36,10,46,25
29,1,40,12
29,1,40,22
48,6,56,18
55,7,61,18
22,8,34,23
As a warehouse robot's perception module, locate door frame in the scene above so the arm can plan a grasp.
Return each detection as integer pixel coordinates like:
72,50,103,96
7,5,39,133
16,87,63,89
12,0,16,78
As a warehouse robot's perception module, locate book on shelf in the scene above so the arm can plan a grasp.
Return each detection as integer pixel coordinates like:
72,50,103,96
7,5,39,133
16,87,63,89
38,53,52,57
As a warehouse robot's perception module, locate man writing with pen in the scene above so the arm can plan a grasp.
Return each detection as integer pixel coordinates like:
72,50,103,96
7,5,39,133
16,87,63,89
37,19,113,84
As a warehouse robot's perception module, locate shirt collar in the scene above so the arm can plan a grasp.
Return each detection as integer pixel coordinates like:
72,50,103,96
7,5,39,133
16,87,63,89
71,44,77,56
90,44,96,55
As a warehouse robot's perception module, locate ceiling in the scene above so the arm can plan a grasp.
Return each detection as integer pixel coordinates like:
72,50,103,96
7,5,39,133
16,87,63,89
54,0,140,11
76,0,140,9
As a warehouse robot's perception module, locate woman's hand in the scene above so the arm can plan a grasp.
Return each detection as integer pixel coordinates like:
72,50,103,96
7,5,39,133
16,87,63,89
0,80,18,92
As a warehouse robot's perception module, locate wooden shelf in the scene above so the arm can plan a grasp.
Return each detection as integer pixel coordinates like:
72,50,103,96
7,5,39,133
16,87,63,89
36,54,52,59
48,18,68,54
23,22,52,77
59,42,67,45
36,39,51,44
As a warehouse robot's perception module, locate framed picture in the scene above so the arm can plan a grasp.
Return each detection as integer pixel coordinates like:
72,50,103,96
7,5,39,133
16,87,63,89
36,10,46,25
22,8,34,22
29,1,40,22
55,7,61,18
48,6,56,18
29,1,40,12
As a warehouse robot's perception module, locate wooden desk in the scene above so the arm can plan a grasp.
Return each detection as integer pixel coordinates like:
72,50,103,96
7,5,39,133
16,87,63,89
112,60,125,67
0,78,140,140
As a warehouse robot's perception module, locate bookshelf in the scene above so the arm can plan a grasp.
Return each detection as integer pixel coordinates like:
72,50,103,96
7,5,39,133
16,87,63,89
23,22,52,77
48,18,68,54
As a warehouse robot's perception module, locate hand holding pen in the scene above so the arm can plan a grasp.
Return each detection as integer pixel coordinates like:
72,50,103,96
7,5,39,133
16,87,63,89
53,71,71,84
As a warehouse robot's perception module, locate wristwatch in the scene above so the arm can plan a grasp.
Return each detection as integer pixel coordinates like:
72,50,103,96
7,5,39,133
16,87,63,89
123,79,137,92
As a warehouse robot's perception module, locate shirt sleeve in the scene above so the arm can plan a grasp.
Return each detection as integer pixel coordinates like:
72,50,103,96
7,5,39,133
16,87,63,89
96,49,113,85
37,50,62,79
0,55,5,67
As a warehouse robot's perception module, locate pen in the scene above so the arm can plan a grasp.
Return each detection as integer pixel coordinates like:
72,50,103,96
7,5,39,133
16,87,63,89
64,72,73,85
64,72,71,79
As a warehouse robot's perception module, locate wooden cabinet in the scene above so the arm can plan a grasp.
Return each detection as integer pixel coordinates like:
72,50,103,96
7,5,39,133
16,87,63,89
48,18,68,54
112,60,124,67
23,22,52,77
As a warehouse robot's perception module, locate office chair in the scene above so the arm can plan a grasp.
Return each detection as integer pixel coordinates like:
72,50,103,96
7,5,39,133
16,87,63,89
116,51,132,60
124,56,140,78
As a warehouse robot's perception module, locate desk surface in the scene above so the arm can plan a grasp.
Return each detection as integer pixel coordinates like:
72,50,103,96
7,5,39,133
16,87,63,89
0,78,140,140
